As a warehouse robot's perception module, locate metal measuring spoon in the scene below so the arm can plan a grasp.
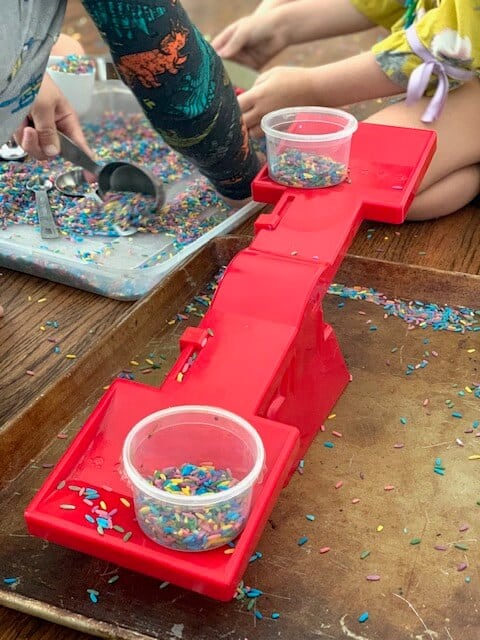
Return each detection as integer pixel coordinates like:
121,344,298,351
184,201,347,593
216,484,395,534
57,132,164,207
54,168,137,237
0,138,27,161
55,167,103,201
27,178,60,239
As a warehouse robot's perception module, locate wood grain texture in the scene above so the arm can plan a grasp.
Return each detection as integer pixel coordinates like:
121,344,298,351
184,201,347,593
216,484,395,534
352,203,480,275
0,269,127,427
0,0,479,637
1,238,480,640
0,239,243,640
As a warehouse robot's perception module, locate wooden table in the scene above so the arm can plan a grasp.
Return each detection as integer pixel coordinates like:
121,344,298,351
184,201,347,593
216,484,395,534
2,234,480,640
0,2,479,638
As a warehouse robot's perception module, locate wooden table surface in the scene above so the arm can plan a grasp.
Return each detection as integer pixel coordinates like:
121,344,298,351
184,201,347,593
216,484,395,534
0,1,479,638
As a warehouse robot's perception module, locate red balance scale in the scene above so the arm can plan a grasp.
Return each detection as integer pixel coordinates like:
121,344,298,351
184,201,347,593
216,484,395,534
25,120,436,601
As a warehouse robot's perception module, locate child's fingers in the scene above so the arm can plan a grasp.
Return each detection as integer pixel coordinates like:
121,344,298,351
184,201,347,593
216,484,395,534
248,123,264,139
238,84,271,134
253,69,274,86
17,126,45,160
13,117,28,147
237,88,256,115
212,22,238,55
56,112,93,158
213,19,258,65
212,21,248,59
26,99,60,157
242,105,262,135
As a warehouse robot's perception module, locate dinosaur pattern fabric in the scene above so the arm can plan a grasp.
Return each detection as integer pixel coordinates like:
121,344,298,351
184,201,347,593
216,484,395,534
82,0,260,199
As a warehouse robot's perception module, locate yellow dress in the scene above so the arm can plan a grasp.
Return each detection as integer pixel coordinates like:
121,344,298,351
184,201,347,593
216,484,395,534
349,0,480,97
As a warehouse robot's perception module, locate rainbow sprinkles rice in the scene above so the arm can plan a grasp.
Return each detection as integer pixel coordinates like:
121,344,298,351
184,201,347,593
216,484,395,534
136,463,249,552
0,112,229,240
49,54,96,75
0,111,244,299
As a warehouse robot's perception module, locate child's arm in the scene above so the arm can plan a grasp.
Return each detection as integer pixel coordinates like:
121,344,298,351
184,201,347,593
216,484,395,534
272,0,375,45
367,0,480,122
213,0,374,69
252,0,299,14
81,0,260,201
239,0,480,135
239,51,403,137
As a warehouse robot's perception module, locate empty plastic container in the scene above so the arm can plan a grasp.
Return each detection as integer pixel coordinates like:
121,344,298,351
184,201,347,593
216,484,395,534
261,106,358,188
122,405,265,552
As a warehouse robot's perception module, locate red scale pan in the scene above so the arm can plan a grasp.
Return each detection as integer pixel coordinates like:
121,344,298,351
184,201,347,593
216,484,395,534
25,121,436,601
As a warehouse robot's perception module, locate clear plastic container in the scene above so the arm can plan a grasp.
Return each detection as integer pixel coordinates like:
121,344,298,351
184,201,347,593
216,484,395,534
47,68,95,117
122,405,265,552
261,106,358,189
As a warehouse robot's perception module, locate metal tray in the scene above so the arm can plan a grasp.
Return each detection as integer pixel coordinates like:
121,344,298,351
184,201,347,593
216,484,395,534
0,81,263,300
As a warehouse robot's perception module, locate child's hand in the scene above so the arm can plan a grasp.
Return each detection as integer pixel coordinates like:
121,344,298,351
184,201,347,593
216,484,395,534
238,66,317,137
212,15,287,70
14,73,92,161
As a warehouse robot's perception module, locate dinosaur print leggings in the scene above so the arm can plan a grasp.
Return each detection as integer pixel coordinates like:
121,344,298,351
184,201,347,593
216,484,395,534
81,0,260,200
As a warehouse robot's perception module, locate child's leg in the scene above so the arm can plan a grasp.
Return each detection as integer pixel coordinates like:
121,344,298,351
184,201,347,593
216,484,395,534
365,79,480,221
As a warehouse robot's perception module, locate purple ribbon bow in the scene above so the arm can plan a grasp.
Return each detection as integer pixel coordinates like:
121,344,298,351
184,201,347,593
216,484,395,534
405,26,474,123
